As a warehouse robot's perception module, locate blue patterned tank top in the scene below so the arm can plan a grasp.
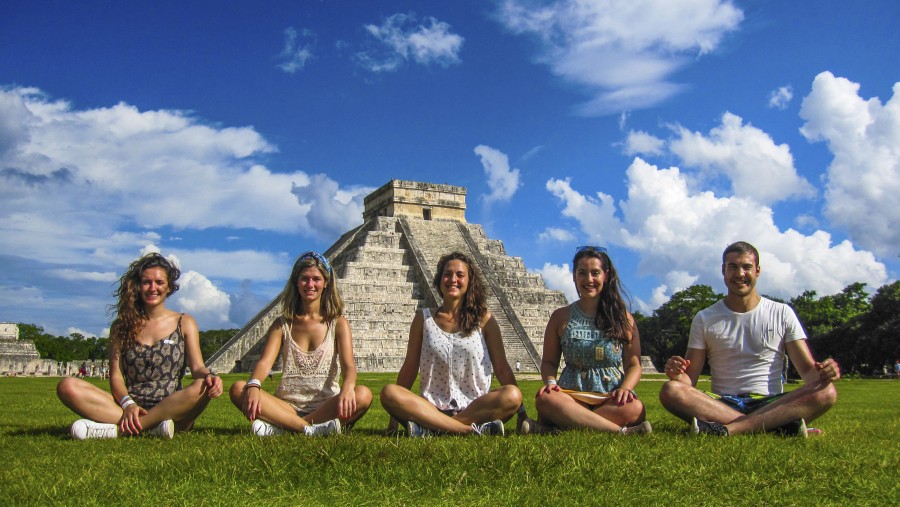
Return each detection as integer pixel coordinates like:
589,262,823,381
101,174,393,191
558,303,624,393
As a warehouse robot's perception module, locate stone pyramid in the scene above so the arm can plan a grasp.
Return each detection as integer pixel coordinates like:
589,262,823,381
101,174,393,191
207,180,567,373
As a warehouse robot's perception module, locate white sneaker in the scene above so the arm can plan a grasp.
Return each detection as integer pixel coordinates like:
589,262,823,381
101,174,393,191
146,419,175,439
70,419,117,440
304,418,341,437
252,419,285,436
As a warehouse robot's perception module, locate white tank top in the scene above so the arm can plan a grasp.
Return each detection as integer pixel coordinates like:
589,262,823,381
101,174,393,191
418,308,493,411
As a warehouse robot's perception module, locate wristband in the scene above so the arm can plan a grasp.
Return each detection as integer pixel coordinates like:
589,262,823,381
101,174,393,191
121,399,136,409
119,395,133,408
244,378,261,390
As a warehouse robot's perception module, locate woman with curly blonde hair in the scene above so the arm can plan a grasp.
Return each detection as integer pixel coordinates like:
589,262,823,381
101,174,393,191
57,252,223,440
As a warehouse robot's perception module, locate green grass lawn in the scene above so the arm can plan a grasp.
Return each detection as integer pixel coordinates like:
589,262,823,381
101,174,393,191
1,374,897,506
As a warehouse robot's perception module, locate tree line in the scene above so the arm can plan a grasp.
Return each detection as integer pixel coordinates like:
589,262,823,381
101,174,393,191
19,324,238,364
636,281,900,375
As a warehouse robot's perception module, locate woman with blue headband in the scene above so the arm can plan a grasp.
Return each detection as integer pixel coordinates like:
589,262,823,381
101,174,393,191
229,252,372,436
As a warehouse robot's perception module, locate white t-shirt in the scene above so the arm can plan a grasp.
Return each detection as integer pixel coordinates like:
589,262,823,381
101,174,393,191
688,297,806,396
418,308,492,412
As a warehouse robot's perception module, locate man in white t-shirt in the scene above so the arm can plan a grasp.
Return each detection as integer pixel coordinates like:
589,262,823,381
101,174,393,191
658,241,840,436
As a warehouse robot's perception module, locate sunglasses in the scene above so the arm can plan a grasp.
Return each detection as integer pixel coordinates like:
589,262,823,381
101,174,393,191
575,245,608,254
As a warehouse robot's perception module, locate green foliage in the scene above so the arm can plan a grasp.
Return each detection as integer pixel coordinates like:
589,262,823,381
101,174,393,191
22,323,109,362
1,374,897,505
638,284,721,368
199,328,239,359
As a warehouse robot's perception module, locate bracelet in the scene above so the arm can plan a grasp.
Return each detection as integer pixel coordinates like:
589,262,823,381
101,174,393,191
244,378,261,390
118,395,133,408
544,379,557,386
121,399,136,409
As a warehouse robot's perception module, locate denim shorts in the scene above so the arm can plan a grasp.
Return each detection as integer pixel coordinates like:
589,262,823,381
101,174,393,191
704,391,786,414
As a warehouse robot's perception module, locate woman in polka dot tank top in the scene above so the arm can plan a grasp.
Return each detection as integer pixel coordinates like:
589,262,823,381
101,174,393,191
380,252,523,436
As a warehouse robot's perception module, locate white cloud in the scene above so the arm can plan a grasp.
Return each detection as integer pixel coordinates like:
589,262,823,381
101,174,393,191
47,269,118,283
533,262,578,302
546,177,622,245
538,227,575,242
768,85,793,110
668,112,816,204
474,145,521,203
622,130,665,156
0,86,370,266
799,72,900,257
546,157,888,303
170,271,233,328
291,174,373,240
496,0,744,114
277,27,316,74
357,13,464,72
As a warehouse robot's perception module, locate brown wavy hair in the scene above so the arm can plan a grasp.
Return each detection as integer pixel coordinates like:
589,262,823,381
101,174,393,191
281,252,344,325
432,252,487,336
109,253,181,351
573,247,632,344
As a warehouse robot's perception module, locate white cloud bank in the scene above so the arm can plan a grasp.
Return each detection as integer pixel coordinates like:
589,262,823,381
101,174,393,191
496,0,744,114
799,72,900,257
0,86,365,264
548,159,887,311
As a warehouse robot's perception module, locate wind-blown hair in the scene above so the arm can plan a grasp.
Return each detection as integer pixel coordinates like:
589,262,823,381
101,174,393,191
432,252,487,336
722,241,760,267
109,253,181,352
281,252,344,325
573,247,632,344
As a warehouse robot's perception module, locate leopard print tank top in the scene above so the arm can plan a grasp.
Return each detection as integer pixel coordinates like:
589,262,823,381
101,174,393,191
121,315,185,410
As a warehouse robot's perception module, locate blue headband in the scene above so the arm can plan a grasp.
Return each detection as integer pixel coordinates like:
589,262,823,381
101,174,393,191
297,251,332,275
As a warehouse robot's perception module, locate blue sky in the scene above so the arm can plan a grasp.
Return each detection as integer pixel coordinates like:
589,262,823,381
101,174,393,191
1,0,898,337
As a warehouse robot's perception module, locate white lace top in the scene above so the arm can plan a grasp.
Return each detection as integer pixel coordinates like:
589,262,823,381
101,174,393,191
418,308,493,412
274,318,340,415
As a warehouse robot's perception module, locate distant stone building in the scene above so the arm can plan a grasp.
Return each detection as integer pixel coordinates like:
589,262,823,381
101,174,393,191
208,179,568,373
0,322,62,376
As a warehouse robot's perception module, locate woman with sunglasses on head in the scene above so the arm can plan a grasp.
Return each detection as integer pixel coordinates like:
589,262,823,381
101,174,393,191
380,252,523,437
56,252,224,440
521,246,651,434
229,252,372,436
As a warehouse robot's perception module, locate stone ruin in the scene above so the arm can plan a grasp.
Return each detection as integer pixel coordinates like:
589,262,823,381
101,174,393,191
209,179,659,375
0,322,64,376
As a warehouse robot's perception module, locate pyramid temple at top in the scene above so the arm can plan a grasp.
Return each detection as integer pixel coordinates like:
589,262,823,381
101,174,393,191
207,179,568,374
